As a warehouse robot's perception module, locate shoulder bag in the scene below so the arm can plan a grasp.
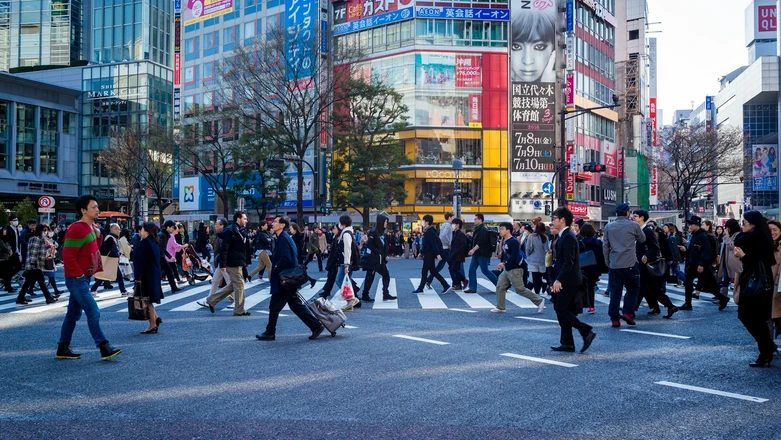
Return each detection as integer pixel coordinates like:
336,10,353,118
742,264,772,298
646,257,668,278
279,235,309,290
579,250,597,268
127,281,149,320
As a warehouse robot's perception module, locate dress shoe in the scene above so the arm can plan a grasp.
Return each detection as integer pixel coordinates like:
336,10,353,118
197,301,214,313
679,303,693,311
611,320,620,328
171,287,183,293
718,297,730,311
383,294,397,301
361,296,375,302
234,312,251,316
620,313,636,326
647,308,661,315
463,289,477,294
256,332,275,341
27,291,38,297
15,299,31,305
156,317,163,326
663,306,679,319
749,356,773,368
581,332,596,353
46,297,58,304
140,327,158,334
309,326,325,340
551,345,576,352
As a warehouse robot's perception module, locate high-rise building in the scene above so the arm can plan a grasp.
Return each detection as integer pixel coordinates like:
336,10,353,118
0,0,88,72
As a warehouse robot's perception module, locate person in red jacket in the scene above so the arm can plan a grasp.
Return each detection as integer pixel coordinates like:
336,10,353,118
55,195,121,360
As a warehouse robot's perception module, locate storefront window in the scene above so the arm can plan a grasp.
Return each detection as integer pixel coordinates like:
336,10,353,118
414,178,482,205
414,132,481,165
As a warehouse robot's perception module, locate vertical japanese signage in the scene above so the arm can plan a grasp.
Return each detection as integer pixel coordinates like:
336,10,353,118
509,0,557,182
565,72,574,110
649,97,657,205
285,0,317,82
174,0,182,117
565,144,575,200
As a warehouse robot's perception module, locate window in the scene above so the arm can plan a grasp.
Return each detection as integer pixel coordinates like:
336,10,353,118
223,25,240,50
203,61,216,82
628,29,639,40
244,21,256,42
16,103,35,172
415,179,482,206
93,153,108,178
63,112,76,135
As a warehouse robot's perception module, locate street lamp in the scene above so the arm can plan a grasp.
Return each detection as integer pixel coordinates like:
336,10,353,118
452,158,463,218
133,182,146,225
281,155,319,224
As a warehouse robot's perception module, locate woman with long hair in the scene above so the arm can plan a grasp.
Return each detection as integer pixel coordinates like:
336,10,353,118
526,223,551,296
767,220,781,339
289,222,305,265
160,220,185,293
510,4,556,83
134,222,163,334
733,211,777,367
718,219,743,297
17,224,57,305
579,223,607,314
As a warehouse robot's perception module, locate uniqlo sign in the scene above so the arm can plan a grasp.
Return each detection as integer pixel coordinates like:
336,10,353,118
758,5,777,32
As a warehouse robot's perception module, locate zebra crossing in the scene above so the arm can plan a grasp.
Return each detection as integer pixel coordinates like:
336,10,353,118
0,275,735,315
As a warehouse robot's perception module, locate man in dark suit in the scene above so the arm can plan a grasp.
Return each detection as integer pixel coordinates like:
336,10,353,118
633,210,678,318
550,207,596,353
1,215,22,292
411,214,451,294
256,215,324,341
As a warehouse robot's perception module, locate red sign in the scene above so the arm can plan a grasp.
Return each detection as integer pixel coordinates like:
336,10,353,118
38,196,54,208
617,148,624,179
565,144,575,200
468,94,482,125
603,141,617,177
174,53,181,86
345,0,412,22
569,202,588,217
650,166,657,198
649,97,657,147
455,55,482,88
758,5,777,32
565,73,574,109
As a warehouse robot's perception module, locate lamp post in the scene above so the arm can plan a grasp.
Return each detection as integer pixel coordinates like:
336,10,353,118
133,182,146,226
452,158,463,218
282,155,318,224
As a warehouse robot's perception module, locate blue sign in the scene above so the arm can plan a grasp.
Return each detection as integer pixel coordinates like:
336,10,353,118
542,182,554,195
175,0,181,12
754,176,778,192
566,0,574,33
321,15,328,54
415,7,509,21
533,200,542,209
705,95,713,111
285,0,317,80
332,8,414,36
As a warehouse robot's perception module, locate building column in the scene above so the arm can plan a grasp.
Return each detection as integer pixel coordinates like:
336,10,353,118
33,105,41,177
8,101,16,176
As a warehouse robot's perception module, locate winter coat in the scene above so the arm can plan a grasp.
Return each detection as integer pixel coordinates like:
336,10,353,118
525,234,550,273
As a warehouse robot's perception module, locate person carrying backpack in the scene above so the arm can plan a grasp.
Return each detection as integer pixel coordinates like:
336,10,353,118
333,215,361,311
464,213,499,293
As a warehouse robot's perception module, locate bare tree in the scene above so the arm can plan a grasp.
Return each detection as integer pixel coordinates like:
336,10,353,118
139,125,176,218
219,24,361,222
654,123,745,218
102,129,142,217
330,76,410,226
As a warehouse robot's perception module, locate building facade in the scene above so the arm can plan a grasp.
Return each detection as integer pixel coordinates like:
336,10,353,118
0,72,81,219
0,0,88,72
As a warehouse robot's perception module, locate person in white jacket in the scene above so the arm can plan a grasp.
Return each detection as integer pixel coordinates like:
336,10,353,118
333,215,360,311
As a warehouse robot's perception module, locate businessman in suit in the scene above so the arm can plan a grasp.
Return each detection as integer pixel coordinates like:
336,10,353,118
550,207,596,353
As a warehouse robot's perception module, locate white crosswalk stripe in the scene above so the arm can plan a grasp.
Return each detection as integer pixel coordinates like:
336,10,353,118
409,278,448,308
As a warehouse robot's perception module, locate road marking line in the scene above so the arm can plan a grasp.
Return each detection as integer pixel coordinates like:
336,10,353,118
392,335,450,345
344,325,358,329
655,381,768,403
515,316,559,323
371,279,398,309
620,329,691,339
254,310,289,317
410,279,448,309
449,308,478,313
500,353,578,368
476,279,536,308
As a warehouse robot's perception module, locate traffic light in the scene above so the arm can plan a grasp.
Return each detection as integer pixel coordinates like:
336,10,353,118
544,203,551,216
582,162,607,173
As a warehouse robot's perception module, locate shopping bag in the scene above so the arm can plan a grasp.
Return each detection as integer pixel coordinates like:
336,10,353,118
340,275,355,300
93,256,119,281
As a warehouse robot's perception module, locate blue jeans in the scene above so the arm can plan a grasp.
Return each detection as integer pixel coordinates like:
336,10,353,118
426,249,450,284
607,264,641,320
468,256,498,291
59,276,107,346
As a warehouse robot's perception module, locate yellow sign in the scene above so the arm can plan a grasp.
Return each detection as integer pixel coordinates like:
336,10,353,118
468,122,482,128
566,194,574,201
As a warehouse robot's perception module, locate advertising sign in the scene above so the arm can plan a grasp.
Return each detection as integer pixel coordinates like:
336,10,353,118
569,202,588,217
649,166,657,205
565,144,575,200
468,94,482,127
415,7,509,21
183,0,234,26
332,7,413,36
603,141,617,177
285,0,317,81
345,0,413,21
179,177,216,211
566,36,575,71
174,89,181,116
566,0,574,33
649,97,657,147
321,12,329,53
758,4,777,32
174,53,181,86
174,15,182,52
752,144,778,191
565,72,574,110
175,0,181,11
279,171,314,208
705,95,712,111
455,55,482,88
510,0,556,183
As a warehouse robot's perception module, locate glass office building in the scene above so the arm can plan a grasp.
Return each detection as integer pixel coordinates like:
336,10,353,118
0,0,86,72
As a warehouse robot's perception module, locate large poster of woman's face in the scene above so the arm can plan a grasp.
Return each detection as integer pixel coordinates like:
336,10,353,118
510,0,556,83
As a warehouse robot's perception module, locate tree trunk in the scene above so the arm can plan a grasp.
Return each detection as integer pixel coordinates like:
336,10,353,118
221,190,230,218
296,162,304,223
362,207,370,230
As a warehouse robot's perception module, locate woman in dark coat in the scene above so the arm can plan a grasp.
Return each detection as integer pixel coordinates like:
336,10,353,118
579,223,606,314
134,222,163,334
733,211,777,367
290,223,305,264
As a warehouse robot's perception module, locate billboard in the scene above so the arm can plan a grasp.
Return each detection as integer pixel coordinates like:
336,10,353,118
752,144,778,191
332,0,414,36
509,0,556,182
179,177,216,211
183,0,234,26
285,0,318,81
746,0,777,44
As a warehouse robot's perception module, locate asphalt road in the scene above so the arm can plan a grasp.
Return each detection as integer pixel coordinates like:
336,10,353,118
1,257,780,440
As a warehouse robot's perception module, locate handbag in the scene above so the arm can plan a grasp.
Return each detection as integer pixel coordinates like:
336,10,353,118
44,258,55,271
544,250,553,268
127,283,149,321
93,255,119,281
742,264,772,298
579,250,597,268
279,235,309,290
646,258,667,278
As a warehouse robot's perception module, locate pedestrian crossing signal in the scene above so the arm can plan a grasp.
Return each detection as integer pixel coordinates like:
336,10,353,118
544,203,551,216
582,162,606,173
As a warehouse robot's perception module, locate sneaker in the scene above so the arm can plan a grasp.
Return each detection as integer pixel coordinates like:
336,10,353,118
587,307,596,314
537,298,545,314
98,341,122,360
197,301,214,313
620,313,636,326
411,289,424,294
441,286,453,295
611,320,621,328
463,289,477,294
120,291,129,297
55,342,81,360
490,308,506,313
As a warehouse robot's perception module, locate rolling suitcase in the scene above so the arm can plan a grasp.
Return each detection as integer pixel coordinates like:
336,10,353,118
305,295,346,337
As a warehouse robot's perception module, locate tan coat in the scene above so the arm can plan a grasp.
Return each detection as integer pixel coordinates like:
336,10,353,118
718,233,742,279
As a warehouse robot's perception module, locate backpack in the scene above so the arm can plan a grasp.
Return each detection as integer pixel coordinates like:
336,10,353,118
341,231,361,270
488,229,499,253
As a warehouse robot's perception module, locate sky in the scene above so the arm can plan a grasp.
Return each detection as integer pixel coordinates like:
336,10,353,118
651,0,750,125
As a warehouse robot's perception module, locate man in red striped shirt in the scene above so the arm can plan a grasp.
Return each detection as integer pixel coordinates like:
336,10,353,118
56,195,121,360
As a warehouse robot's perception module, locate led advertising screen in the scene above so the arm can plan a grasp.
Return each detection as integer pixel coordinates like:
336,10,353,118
183,0,234,26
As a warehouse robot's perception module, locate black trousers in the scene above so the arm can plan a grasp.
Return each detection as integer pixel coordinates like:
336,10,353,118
364,264,390,298
1,258,21,291
684,264,725,304
160,260,178,291
320,267,359,299
638,265,674,310
583,275,599,308
418,254,448,290
266,287,321,335
19,269,52,301
554,285,593,347
531,271,547,295
738,296,776,358
448,260,466,286
305,253,323,271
